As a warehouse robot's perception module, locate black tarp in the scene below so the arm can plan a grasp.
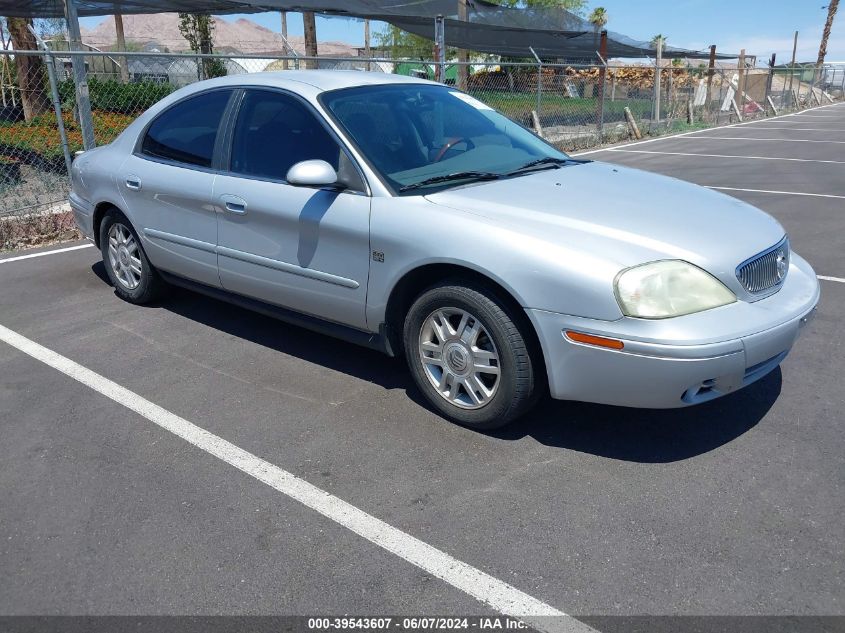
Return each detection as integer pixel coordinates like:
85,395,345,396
0,0,734,60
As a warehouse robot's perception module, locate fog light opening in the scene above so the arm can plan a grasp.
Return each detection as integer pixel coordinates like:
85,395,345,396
682,378,716,403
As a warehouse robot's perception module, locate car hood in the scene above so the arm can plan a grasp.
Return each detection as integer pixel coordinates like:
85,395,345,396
424,161,785,286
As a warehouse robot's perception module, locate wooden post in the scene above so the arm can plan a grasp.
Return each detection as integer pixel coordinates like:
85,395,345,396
280,12,288,69
731,97,743,121
457,0,468,90
113,13,129,82
765,52,775,109
624,106,642,139
737,48,746,113
363,19,371,71
705,44,716,112
303,11,318,69
687,100,694,124
434,15,445,83
787,31,798,96
531,110,543,137
595,30,608,138
653,37,663,127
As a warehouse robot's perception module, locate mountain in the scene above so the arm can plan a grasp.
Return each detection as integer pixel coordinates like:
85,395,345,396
81,13,358,56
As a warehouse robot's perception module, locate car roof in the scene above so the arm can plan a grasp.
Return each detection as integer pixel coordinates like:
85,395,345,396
196,70,435,93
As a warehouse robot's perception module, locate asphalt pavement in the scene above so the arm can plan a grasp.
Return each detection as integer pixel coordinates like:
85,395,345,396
1,102,844,630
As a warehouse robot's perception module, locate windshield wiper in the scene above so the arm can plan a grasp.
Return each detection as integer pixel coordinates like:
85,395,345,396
503,157,579,176
399,171,501,192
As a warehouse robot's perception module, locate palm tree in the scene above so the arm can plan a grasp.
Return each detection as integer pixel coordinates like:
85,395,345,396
817,0,839,66
588,7,608,49
589,7,608,30
650,34,666,49
6,17,50,121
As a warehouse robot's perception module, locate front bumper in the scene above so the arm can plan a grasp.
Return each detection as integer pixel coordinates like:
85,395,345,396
527,253,820,408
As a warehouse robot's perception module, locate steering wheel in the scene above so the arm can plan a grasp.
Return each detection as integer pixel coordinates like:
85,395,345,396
434,136,475,162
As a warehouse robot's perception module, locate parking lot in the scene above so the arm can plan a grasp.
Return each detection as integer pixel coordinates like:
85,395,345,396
1,102,844,631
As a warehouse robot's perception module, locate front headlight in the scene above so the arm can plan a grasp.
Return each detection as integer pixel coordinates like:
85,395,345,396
615,260,736,319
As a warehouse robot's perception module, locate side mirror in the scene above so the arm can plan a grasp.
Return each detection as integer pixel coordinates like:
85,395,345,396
286,159,338,187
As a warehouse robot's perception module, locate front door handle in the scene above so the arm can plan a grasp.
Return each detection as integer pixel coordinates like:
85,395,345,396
220,194,247,215
125,175,141,190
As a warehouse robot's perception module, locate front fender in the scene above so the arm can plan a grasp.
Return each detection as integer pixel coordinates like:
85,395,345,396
366,197,624,329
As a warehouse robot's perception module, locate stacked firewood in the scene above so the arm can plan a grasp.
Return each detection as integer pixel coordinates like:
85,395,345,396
467,65,725,93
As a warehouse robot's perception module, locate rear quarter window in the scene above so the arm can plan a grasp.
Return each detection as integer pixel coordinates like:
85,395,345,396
141,90,231,168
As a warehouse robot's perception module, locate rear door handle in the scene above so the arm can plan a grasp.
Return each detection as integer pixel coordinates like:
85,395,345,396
125,175,141,190
220,194,247,215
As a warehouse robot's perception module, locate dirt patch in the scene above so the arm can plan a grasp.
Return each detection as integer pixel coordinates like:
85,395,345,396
0,211,82,252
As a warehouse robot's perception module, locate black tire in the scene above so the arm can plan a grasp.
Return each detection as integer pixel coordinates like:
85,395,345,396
403,280,540,429
99,208,164,304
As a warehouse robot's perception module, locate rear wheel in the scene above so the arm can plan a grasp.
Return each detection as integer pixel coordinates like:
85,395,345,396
403,281,539,429
99,209,163,304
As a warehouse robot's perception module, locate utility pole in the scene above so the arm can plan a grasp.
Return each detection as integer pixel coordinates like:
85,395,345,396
457,0,468,90
737,48,746,112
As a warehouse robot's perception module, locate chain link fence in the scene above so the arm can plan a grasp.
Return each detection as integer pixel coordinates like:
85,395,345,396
1,47,843,248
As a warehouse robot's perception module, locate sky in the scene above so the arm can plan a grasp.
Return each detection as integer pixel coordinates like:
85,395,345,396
80,0,844,64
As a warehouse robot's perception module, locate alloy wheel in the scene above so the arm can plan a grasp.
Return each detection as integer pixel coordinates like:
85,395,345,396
107,223,142,290
418,307,501,409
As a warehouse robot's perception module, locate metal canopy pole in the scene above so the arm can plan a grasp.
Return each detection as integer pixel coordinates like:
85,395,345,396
63,0,95,150
457,0,468,90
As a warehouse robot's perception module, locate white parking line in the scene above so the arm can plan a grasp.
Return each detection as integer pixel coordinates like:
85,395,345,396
818,275,845,284
672,137,845,144
0,323,594,633
573,101,845,156
706,186,845,200
767,114,844,118
0,243,93,264
604,149,845,164
715,127,845,132
752,119,845,125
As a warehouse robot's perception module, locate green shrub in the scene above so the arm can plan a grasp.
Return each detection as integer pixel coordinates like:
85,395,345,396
59,78,175,113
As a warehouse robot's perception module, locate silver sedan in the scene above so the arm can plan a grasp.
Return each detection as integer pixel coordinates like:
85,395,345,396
69,71,819,429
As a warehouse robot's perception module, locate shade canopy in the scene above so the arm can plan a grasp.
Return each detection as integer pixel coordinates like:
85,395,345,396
0,0,735,60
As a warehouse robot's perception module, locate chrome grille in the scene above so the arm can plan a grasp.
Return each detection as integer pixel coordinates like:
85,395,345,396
736,238,790,294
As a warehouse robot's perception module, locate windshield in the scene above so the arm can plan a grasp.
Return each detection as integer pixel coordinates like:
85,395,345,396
320,83,572,194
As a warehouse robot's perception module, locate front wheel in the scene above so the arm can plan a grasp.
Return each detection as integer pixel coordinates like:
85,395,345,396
403,281,540,429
